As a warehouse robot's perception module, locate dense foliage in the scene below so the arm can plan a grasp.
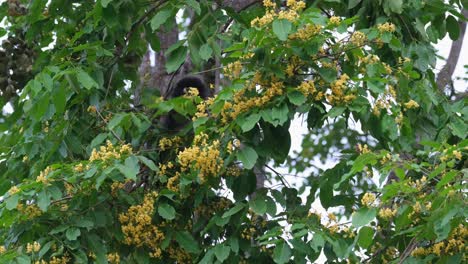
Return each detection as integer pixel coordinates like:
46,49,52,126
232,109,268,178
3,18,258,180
0,0,467,263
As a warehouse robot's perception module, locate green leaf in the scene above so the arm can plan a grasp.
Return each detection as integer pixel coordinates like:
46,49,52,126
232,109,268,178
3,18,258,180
31,94,49,121
175,231,200,253
150,9,173,31
158,203,176,220
101,0,112,7
118,156,140,180
273,241,291,264
37,190,51,211
38,241,52,258
272,19,292,41
238,113,260,132
350,153,378,174
387,0,403,14
52,87,67,114
288,91,306,106
352,207,377,227
357,226,374,249
222,203,246,218
249,194,267,215
77,70,98,90
165,45,188,73
186,0,201,14
237,146,258,170
5,194,19,210
108,113,125,130
214,244,230,262
66,227,81,240
199,43,213,61
318,67,337,82
448,117,466,138
348,0,362,9
446,15,459,40
137,156,157,171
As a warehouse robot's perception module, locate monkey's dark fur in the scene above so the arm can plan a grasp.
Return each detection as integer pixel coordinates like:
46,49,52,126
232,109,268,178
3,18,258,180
161,75,211,132
166,75,211,99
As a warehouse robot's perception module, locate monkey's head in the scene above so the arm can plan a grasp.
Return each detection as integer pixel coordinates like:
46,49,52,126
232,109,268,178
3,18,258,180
160,75,211,133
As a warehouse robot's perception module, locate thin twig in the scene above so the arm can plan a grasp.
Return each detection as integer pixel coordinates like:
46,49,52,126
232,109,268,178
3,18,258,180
96,109,124,144
265,164,291,188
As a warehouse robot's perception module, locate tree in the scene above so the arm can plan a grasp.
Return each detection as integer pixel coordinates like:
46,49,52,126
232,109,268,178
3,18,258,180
0,0,466,263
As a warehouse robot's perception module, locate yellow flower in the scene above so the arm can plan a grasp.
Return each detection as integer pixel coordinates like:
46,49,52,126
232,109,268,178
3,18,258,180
361,192,376,207
377,22,396,33
328,16,341,26
452,150,462,160
378,207,397,220
8,186,20,195
404,100,419,109
350,31,366,46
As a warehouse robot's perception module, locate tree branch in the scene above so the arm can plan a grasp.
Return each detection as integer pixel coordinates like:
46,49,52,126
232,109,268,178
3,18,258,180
436,9,468,93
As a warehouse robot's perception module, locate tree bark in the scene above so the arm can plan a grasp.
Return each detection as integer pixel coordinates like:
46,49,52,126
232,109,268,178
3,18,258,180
436,9,468,93
220,0,260,12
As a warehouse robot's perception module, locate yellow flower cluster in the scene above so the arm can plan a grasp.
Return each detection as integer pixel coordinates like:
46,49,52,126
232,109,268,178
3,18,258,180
224,80,285,122
377,22,396,33
194,197,232,216
8,185,20,195
224,61,243,79
359,54,380,65
251,10,276,27
350,31,366,46
241,227,257,240
297,80,316,97
263,0,276,8
107,252,120,264
327,74,355,105
89,140,133,162
26,241,41,253
404,100,419,109
17,203,43,219
289,24,322,40
159,161,174,175
251,0,305,27
183,87,199,98
286,0,306,11
159,136,182,151
452,150,462,160
0,245,5,254
380,153,392,164
328,16,341,26
378,207,397,220
361,192,376,207
87,105,97,113
47,255,70,264
357,143,370,154
167,172,180,192
372,98,391,117
177,133,223,183
167,246,192,263
119,191,164,258
73,163,89,173
412,224,467,257
285,56,302,77
111,180,133,197
36,166,52,184
193,97,214,120
226,165,242,177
